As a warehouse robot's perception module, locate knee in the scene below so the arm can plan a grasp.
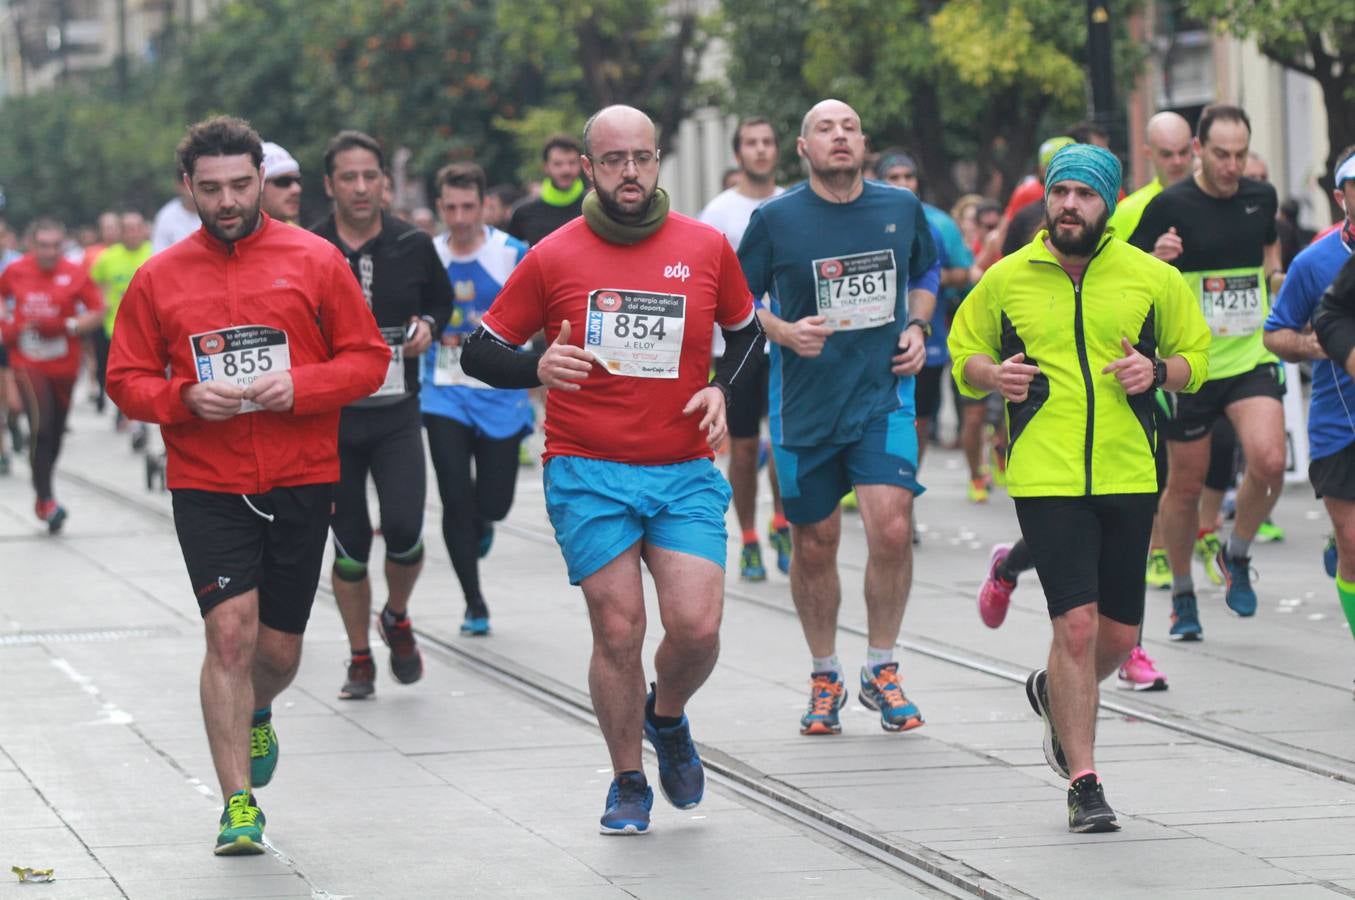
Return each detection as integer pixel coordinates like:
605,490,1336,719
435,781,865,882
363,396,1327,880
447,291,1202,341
593,608,647,656
872,513,913,560
205,614,256,671
666,606,722,653
793,529,837,568
255,644,300,682
1053,606,1098,656
1247,445,1287,487
386,538,425,567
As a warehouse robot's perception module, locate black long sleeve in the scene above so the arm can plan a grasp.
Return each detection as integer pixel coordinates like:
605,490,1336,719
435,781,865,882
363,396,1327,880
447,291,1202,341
460,326,543,389
711,315,765,399
1314,253,1355,365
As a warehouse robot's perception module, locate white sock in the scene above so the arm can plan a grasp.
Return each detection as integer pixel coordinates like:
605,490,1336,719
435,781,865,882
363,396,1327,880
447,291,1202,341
865,646,894,672
811,654,843,680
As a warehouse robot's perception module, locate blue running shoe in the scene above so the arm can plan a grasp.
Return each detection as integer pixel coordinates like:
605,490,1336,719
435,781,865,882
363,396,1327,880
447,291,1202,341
757,438,769,470
858,662,923,732
249,718,278,788
1324,533,1338,579
1170,591,1203,640
459,615,490,636
739,543,767,581
1216,549,1257,616
643,684,704,809
800,671,847,735
769,524,792,575
599,771,652,835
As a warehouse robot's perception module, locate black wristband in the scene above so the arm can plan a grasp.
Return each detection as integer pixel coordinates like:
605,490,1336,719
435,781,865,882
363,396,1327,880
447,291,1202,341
1151,358,1167,389
906,317,932,339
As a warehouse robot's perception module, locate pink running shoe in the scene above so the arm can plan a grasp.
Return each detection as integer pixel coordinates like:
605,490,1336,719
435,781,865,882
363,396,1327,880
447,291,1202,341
978,543,1015,628
1116,646,1167,691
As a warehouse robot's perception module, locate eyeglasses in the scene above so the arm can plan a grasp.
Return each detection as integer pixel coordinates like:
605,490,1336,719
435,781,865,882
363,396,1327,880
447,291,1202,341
268,176,301,188
589,151,660,173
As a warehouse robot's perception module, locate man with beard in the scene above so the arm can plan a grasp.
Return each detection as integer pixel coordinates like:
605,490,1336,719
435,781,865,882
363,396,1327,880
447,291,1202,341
737,99,939,738
1130,105,1285,637
950,144,1209,831
508,133,587,246
461,105,763,835
312,130,452,701
106,116,390,854
699,116,791,581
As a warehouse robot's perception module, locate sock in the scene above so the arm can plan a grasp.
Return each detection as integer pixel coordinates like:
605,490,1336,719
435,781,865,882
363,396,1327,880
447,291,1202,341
251,706,271,726
351,647,372,660
1226,532,1251,560
811,654,843,680
1000,540,1034,582
382,606,407,624
771,513,790,532
742,528,759,545
1196,527,1215,539
1070,768,1097,784
465,595,489,619
644,690,683,729
1337,575,1355,641
865,646,894,671
1172,574,1194,596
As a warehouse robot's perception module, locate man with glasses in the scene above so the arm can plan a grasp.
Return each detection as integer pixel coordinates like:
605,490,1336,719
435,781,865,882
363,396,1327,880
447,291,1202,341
260,142,303,225
462,105,763,835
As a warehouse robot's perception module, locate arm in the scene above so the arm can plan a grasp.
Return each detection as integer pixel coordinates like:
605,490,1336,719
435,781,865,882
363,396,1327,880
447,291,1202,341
1264,240,1284,295
105,271,198,425
1263,253,1325,362
1312,254,1355,376
1152,266,1212,393
71,271,105,335
405,236,453,357
460,325,544,388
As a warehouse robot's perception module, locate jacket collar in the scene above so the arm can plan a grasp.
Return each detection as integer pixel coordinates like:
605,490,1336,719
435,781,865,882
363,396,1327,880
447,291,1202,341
193,212,274,257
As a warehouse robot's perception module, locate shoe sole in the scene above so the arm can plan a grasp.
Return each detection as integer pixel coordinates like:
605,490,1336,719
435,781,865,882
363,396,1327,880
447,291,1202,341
1069,816,1121,833
337,685,375,700
978,544,1013,629
740,570,767,582
598,822,651,835
1115,676,1167,691
214,836,265,855
858,692,924,732
1025,670,1070,779
377,618,424,685
47,509,67,535
800,721,842,735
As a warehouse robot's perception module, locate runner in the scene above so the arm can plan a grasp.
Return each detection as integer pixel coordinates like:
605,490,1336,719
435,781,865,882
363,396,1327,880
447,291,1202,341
698,115,790,579
949,144,1210,831
0,219,105,531
260,141,302,225
89,211,152,417
106,115,389,854
738,99,939,736
507,134,586,246
462,105,763,834
422,161,533,637
1130,104,1285,639
313,130,452,700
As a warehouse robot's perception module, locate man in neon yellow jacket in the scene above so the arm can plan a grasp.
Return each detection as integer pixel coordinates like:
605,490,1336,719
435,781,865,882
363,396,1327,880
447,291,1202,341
949,144,1210,834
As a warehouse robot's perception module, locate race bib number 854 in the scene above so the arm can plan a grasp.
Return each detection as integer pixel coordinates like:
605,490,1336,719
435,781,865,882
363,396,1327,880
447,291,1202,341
190,325,290,413
584,289,686,378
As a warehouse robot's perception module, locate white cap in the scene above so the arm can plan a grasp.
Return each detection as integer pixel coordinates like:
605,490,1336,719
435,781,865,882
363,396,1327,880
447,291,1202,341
261,141,300,181
1336,154,1355,190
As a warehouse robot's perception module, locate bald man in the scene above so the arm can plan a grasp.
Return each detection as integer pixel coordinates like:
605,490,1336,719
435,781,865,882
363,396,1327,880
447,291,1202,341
1107,111,1194,239
739,98,939,737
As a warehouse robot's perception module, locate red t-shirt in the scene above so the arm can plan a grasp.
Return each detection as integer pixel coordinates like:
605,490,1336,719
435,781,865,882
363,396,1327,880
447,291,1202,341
0,255,103,378
1004,177,1044,220
483,213,754,465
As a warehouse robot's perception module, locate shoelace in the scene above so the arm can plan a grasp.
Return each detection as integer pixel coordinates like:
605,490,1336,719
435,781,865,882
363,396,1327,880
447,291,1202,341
249,724,271,759
225,794,260,828
807,678,842,716
655,723,695,763
611,778,648,806
872,671,907,707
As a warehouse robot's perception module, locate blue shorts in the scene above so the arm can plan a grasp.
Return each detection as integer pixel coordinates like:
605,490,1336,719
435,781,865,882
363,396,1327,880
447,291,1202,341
543,456,732,585
773,407,924,525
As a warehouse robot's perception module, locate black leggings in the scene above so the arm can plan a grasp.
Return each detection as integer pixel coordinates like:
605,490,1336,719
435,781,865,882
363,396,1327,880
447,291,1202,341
332,398,426,567
423,414,523,612
17,369,73,502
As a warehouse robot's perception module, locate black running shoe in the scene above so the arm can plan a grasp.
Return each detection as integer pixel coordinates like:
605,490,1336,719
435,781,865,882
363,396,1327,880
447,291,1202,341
377,608,423,685
1067,774,1119,833
338,655,376,700
1025,668,1069,779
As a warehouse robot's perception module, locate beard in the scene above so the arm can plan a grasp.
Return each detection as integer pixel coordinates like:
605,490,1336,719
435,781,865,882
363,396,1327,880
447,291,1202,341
1044,205,1109,257
594,178,655,223
201,194,263,244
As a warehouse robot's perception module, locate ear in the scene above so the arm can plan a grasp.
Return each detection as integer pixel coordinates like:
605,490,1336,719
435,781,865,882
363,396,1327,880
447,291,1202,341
796,136,807,159
580,155,595,184
323,175,334,199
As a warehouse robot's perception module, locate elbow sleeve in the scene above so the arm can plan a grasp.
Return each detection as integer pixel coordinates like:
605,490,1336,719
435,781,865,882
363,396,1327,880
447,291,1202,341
460,327,543,389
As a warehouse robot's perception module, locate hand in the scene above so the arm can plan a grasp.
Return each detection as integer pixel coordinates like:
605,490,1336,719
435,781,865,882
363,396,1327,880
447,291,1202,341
1302,328,1328,360
33,318,67,338
537,319,594,391
781,314,833,358
183,380,246,420
683,385,727,451
242,371,294,412
1152,226,1183,262
998,352,1041,402
1101,336,1155,395
891,323,926,376
402,318,433,357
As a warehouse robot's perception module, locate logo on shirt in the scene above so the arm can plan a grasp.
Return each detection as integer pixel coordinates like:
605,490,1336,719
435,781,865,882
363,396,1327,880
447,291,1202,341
818,259,844,279
54,274,72,286
1245,205,1261,215
196,333,225,354
884,224,897,233
595,291,623,312
664,262,691,282
272,278,290,288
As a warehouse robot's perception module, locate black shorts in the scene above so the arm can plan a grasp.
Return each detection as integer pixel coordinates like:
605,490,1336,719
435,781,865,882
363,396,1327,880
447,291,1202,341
915,365,943,420
0,344,8,368
172,484,333,634
727,352,769,440
1310,441,1355,500
1013,493,1158,625
1205,416,1239,492
1163,362,1285,442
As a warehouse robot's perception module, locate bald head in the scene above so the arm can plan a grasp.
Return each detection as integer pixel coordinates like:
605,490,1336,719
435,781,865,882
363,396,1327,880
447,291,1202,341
801,98,859,139
582,105,656,156
1144,111,1193,186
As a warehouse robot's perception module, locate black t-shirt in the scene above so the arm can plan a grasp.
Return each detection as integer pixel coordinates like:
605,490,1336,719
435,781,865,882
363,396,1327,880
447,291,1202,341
312,212,453,403
507,195,583,246
1129,176,1278,272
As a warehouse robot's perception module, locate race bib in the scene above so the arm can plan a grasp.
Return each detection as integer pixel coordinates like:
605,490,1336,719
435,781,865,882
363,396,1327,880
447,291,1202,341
813,250,897,331
584,289,686,379
17,330,67,363
374,325,407,398
190,325,290,413
433,335,491,389
1189,267,1266,338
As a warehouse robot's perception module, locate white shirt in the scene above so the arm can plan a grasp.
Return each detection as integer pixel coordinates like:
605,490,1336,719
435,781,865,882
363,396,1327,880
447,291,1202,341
698,186,784,252
151,198,201,254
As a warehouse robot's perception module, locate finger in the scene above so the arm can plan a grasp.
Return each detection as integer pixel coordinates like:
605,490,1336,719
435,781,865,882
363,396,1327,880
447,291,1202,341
1121,337,1135,357
804,315,828,326
1102,358,1131,374
1006,352,1025,365
556,319,572,345
1009,363,1040,376
1168,227,1177,235
699,404,717,432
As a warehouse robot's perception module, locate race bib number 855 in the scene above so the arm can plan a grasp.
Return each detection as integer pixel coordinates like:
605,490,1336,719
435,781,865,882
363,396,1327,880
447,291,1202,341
190,325,290,413
584,289,686,379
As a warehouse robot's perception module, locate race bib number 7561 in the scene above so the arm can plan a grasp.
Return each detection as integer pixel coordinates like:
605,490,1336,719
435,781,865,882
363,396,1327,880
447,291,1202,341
190,325,290,413
584,289,686,378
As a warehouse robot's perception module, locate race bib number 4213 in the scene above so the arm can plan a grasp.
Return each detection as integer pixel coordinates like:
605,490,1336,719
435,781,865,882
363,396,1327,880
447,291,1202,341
584,289,686,379
190,325,290,413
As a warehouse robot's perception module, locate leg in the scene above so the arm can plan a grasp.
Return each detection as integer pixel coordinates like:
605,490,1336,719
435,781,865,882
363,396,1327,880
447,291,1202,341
961,401,987,480
201,591,260,797
854,483,914,649
1325,495,1355,639
1161,438,1210,579
728,437,761,536
331,429,375,653
252,625,303,708
645,545,723,717
370,405,427,617
16,370,57,502
425,415,484,608
1225,395,1286,544
580,542,648,775
789,510,842,658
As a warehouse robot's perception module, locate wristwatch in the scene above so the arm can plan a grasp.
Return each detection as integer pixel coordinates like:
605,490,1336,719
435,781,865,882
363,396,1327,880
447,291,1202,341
1151,358,1168,389
906,318,932,339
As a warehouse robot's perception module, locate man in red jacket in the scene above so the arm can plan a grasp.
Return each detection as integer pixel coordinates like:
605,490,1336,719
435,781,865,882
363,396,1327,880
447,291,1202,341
107,116,389,856
0,219,104,531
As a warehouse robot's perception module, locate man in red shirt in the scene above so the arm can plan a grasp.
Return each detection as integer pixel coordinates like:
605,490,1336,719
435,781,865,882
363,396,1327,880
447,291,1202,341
0,219,104,530
107,116,389,855
462,105,764,835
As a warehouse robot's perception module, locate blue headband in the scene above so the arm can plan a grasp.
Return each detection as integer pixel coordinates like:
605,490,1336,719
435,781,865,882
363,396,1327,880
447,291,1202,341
1044,144,1122,216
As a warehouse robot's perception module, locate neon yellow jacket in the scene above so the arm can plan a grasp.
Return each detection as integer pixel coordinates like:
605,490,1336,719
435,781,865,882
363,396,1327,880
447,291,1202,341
949,231,1210,497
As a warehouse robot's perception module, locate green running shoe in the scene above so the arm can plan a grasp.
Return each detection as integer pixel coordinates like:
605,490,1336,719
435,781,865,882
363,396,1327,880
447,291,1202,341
215,790,265,855
1255,519,1285,543
768,523,792,575
249,720,278,788
1145,549,1171,590
1194,531,1225,585
739,542,767,581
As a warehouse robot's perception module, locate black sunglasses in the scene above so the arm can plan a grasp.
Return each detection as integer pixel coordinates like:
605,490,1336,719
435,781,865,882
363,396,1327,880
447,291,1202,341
269,176,301,188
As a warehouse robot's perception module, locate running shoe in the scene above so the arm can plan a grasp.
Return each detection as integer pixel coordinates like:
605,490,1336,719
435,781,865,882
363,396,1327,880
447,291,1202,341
338,655,376,700
249,719,278,787
377,608,424,684
1255,519,1285,543
214,790,265,855
1216,549,1257,617
800,671,847,736
460,614,490,636
1144,549,1171,590
841,489,858,511
643,685,704,809
757,438,769,470
1194,531,1225,585
989,446,1008,487
1116,646,1167,691
1025,668,1069,779
0,451,9,476
518,443,533,467
1169,591,1203,641
978,543,1015,629
967,477,989,503
35,500,67,535
1325,533,1339,579
858,662,923,732
599,771,653,835
739,542,767,581
768,523,792,575
1067,774,1119,833
477,522,494,559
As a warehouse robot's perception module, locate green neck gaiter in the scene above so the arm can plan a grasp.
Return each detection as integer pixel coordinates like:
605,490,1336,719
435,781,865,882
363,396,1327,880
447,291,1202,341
582,188,670,245
541,177,585,207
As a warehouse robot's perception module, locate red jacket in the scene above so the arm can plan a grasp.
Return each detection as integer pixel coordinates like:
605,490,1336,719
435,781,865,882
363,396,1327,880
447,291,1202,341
107,215,389,493
0,255,104,379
